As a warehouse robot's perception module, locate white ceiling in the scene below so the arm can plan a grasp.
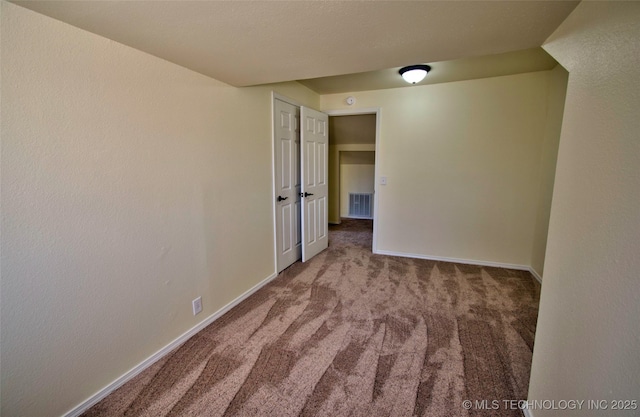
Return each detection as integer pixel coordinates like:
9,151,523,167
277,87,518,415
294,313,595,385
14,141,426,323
11,1,579,92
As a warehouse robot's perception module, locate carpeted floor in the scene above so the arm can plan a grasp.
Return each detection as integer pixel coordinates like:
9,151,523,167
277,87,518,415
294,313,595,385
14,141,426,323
84,219,540,417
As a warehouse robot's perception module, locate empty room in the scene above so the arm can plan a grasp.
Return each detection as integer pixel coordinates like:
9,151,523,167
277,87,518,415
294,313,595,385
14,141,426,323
1,1,639,417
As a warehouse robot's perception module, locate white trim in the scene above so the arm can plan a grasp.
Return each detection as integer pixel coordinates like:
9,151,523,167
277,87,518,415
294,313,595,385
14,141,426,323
270,92,282,275
374,249,531,272
272,91,302,107
325,107,379,116
63,271,279,417
372,110,381,254
324,107,381,253
528,267,543,283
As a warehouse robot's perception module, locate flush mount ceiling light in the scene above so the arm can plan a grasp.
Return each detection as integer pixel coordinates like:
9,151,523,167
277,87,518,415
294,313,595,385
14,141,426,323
399,64,431,84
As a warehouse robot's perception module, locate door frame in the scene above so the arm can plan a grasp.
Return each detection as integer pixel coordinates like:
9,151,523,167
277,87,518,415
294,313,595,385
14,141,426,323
325,107,381,254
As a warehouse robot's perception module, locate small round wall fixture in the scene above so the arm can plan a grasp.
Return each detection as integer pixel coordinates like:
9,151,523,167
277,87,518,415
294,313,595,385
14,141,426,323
399,64,431,84
346,96,356,105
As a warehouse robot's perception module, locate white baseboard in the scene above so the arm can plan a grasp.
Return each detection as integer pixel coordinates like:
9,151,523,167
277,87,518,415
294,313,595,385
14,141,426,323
63,271,279,417
528,267,543,283
374,249,531,272
373,249,544,284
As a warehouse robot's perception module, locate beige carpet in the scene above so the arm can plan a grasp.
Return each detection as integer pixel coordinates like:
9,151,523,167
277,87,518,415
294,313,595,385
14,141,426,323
83,219,540,417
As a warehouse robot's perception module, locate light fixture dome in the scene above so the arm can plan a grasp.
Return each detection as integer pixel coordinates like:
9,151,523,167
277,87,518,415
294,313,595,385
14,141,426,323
399,64,431,84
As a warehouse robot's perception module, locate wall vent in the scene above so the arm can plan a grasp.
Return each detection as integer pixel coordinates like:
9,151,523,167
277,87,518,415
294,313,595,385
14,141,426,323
348,193,373,218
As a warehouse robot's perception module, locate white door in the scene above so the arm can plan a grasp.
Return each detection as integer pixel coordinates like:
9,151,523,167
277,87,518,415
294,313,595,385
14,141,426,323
300,106,329,262
274,99,301,272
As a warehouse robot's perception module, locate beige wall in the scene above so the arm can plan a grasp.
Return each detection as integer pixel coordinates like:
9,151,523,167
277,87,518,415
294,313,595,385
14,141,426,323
0,3,318,416
340,163,375,217
529,2,640,415
322,71,564,267
530,64,568,277
329,114,376,145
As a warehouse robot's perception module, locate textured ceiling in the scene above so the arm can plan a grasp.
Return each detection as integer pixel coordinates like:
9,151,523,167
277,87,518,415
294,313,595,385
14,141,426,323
300,47,558,94
11,1,579,91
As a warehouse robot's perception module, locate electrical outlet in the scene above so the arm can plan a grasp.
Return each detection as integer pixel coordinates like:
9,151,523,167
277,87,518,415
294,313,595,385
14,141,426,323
192,297,202,316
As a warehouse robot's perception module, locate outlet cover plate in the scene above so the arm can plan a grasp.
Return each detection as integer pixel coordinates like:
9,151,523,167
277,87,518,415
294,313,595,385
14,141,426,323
192,297,202,315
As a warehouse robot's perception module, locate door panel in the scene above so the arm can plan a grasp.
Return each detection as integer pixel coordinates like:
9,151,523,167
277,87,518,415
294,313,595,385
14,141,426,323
317,196,327,240
301,106,329,262
294,199,301,248
275,99,301,271
317,142,326,185
306,199,316,245
306,141,315,187
280,139,291,189
281,204,292,253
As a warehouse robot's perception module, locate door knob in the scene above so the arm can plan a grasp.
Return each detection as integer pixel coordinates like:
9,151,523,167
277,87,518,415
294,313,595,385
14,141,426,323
301,192,314,197
277,196,288,202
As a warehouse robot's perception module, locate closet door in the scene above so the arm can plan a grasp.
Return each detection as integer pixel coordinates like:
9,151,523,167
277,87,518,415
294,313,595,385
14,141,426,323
274,99,301,271
300,106,329,262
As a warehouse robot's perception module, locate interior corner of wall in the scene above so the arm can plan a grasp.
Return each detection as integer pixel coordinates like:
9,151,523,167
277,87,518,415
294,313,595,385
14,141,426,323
529,267,543,284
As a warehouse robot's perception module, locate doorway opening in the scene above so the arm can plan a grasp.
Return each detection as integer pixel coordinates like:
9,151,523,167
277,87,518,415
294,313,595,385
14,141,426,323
326,110,379,253
339,151,375,220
